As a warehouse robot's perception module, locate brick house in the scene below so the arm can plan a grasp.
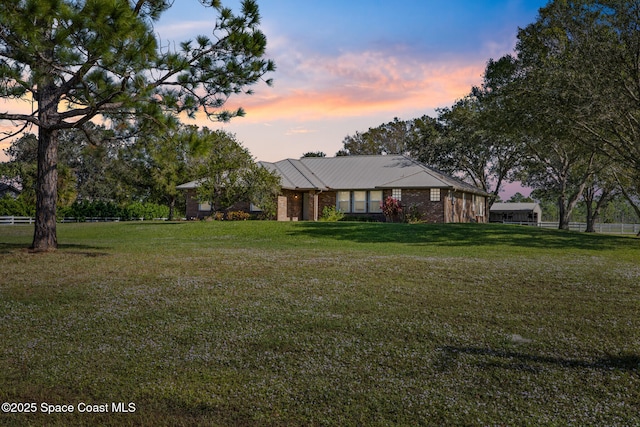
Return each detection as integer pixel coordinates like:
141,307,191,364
178,155,490,223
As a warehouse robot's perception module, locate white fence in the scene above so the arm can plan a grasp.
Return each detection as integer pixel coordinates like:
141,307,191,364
0,216,34,225
504,221,640,234
0,216,167,225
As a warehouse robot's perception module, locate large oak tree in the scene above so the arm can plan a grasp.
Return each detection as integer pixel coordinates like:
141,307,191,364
0,0,274,251
512,0,640,228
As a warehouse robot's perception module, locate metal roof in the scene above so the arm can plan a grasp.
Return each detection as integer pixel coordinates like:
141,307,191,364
490,202,541,212
176,179,205,190
177,155,490,196
261,155,488,195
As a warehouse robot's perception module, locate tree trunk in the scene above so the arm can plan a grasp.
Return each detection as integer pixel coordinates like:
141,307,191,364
32,127,59,251
584,187,611,233
31,76,60,251
557,193,572,230
168,196,176,221
584,187,596,232
585,200,596,232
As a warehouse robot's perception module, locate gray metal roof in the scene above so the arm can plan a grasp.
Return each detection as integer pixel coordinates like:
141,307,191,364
260,155,489,195
490,202,541,212
177,155,489,195
176,179,205,190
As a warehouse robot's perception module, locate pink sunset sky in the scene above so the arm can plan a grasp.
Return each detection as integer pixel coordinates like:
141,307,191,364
1,0,548,197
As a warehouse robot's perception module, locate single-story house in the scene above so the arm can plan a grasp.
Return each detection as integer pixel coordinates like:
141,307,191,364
489,202,542,224
178,155,490,223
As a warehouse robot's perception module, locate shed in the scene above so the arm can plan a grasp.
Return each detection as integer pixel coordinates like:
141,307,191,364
490,202,542,224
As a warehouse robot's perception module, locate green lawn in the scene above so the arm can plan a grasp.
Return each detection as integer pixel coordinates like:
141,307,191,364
0,221,638,426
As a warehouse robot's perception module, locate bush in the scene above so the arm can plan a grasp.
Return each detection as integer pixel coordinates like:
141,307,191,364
381,197,403,222
124,202,169,220
59,201,169,221
0,195,35,216
405,203,423,223
320,206,345,222
226,211,250,221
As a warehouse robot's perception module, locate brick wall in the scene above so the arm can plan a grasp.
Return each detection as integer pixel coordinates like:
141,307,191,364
184,189,209,219
184,187,487,223
400,189,445,223
281,189,303,221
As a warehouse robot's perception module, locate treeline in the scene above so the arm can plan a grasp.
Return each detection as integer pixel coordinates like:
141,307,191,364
0,193,169,221
329,1,640,231
0,123,280,220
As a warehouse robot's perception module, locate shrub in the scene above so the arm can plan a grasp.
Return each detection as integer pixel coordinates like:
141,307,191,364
227,211,250,221
320,206,345,222
59,201,169,221
0,194,35,216
381,196,403,222
124,202,169,220
405,203,423,223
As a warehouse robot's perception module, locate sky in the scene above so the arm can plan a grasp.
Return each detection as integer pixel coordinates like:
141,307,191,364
1,0,549,197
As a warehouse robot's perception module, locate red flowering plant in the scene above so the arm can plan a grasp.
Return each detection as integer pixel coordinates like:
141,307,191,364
381,196,403,222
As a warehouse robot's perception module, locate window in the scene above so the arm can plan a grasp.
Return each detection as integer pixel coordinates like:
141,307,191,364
369,190,383,213
392,188,402,201
336,190,384,214
337,191,351,212
430,188,440,202
198,201,211,211
353,191,367,213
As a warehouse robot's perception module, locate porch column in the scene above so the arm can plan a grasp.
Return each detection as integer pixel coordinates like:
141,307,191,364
313,193,319,221
277,196,288,221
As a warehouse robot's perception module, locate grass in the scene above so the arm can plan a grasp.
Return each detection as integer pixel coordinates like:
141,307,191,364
0,221,638,426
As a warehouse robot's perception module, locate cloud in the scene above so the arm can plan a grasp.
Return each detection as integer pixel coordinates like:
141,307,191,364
285,127,317,136
220,47,485,123
155,20,212,41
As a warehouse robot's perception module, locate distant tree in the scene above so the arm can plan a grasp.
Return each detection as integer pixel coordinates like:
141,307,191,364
2,133,77,211
437,95,522,206
301,151,326,158
0,0,274,251
57,124,124,203
340,118,412,156
405,115,445,168
508,192,534,203
409,57,524,207
2,125,138,209
340,130,381,155
126,120,197,220
192,129,280,213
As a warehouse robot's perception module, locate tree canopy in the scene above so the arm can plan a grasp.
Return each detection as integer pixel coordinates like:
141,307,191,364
0,0,274,250
336,0,640,229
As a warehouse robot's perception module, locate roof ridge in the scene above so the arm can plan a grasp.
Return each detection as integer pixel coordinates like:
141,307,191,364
379,169,448,188
290,158,329,190
271,160,297,189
